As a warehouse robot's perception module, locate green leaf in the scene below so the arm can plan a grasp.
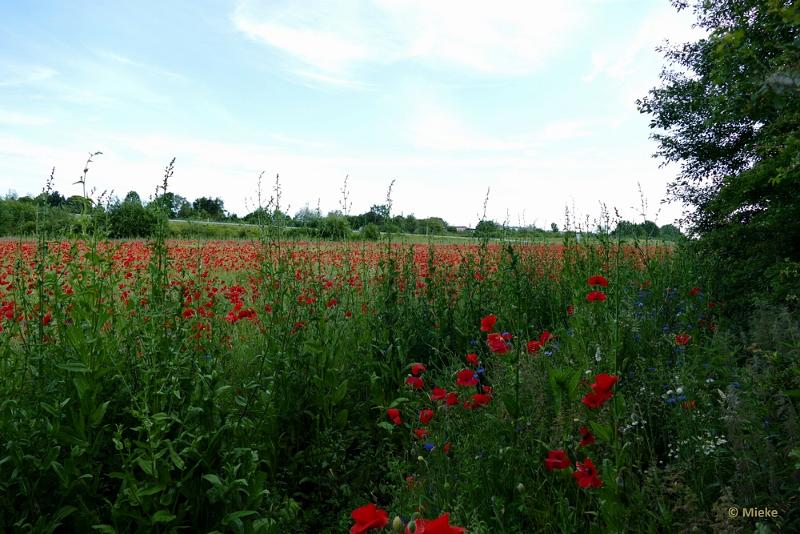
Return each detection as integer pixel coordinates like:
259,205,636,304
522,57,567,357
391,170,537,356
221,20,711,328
388,397,409,409
151,510,176,523
203,474,223,488
136,457,154,477
377,421,395,432
332,380,348,405
590,421,613,443
57,362,90,374
167,442,185,470
90,401,110,427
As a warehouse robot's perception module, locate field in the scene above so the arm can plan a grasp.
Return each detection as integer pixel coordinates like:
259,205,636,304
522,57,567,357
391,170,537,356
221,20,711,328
0,234,796,533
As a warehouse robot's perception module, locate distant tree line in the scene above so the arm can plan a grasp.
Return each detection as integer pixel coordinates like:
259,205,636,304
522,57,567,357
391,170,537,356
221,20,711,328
0,188,686,241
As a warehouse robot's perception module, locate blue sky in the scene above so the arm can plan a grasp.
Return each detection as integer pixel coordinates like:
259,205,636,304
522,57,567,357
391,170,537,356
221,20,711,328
0,0,702,228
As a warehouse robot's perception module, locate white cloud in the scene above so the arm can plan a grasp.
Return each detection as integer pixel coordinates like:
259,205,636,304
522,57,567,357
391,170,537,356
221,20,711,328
0,109,53,126
232,0,584,79
0,65,57,87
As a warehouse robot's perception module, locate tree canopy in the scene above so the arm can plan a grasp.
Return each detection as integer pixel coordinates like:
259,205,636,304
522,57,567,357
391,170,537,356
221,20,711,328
638,0,800,306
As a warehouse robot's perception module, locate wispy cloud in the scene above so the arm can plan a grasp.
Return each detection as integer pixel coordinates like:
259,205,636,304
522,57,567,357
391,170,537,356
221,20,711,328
0,108,53,126
0,64,57,87
232,0,585,83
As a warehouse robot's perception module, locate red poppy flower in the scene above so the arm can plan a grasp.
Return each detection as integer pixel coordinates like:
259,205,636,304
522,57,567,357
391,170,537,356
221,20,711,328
419,409,434,424
587,275,609,287
544,449,571,471
387,408,402,425
581,373,618,409
487,332,510,354
567,305,575,316
674,333,690,346
465,353,479,366
586,291,607,302
413,428,428,439
456,369,478,387
572,457,603,489
539,330,553,345
443,442,451,455
579,427,595,446
689,286,701,297
470,393,492,407
42,313,52,326
411,363,427,376
593,373,618,392
406,376,424,390
480,314,497,332
407,513,466,534
326,298,338,308
182,308,195,319
526,340,542,354
350,503,389,534
446,392,459,406
431,387,447,401
581,389,613,409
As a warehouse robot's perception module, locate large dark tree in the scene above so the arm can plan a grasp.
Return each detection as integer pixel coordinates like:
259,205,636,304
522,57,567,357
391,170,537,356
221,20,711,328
637,0,800,307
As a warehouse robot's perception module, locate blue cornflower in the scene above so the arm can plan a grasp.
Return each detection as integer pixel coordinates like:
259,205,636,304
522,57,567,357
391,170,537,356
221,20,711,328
423,443,435,452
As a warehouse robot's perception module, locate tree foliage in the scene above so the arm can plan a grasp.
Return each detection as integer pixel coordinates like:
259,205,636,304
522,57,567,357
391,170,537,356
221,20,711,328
638,0,800,307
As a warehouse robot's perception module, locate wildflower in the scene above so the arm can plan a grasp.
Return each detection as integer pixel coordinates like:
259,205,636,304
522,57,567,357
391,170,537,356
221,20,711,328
689,286,701,297
407,513,465,534
526,340,542,354
545,449,571,471
465,353,479,366
470,393,492,408
456,369,479,387
581,373,618,409
42,313,52,326
326,298,338,308
430,387,448,401
480,314,497,332
487,332,510,354
586,291,607,302
573,457,603,488
443,442,451,454
423,443,435,452
413,428,428,439
446,392,459,406
406,376,424,390
587,275,609,287
579,427,595,446
674,333,690,346
350,503,389,534
419,409,434,424
182,308,195,319
681,399,696,409
567,305,574,316
387,408,402,425
539,330,553,344
410,363,427,377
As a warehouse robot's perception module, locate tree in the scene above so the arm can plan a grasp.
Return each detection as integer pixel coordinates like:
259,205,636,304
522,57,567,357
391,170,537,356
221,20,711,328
107,196,157,238
123,191,142,206
550,223,559,233
193,197,225,220
637,0,800,307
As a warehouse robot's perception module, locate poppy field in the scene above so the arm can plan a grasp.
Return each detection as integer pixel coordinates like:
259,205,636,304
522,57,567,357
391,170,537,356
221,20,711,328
0,232,796,532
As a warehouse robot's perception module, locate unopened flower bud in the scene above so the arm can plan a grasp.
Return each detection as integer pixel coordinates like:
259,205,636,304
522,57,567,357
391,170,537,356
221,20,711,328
516,483,525,493
392,516,404,533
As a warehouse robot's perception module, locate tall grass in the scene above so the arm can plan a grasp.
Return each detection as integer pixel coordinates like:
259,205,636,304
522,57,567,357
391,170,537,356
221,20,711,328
0,189,796,532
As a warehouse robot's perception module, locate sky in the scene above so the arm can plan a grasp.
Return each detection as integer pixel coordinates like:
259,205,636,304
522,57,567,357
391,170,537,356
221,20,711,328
0,0,704,229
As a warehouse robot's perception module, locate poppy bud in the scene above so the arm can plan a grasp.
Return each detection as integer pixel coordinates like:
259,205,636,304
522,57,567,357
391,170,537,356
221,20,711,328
517,483,525,493
392,516,404,533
